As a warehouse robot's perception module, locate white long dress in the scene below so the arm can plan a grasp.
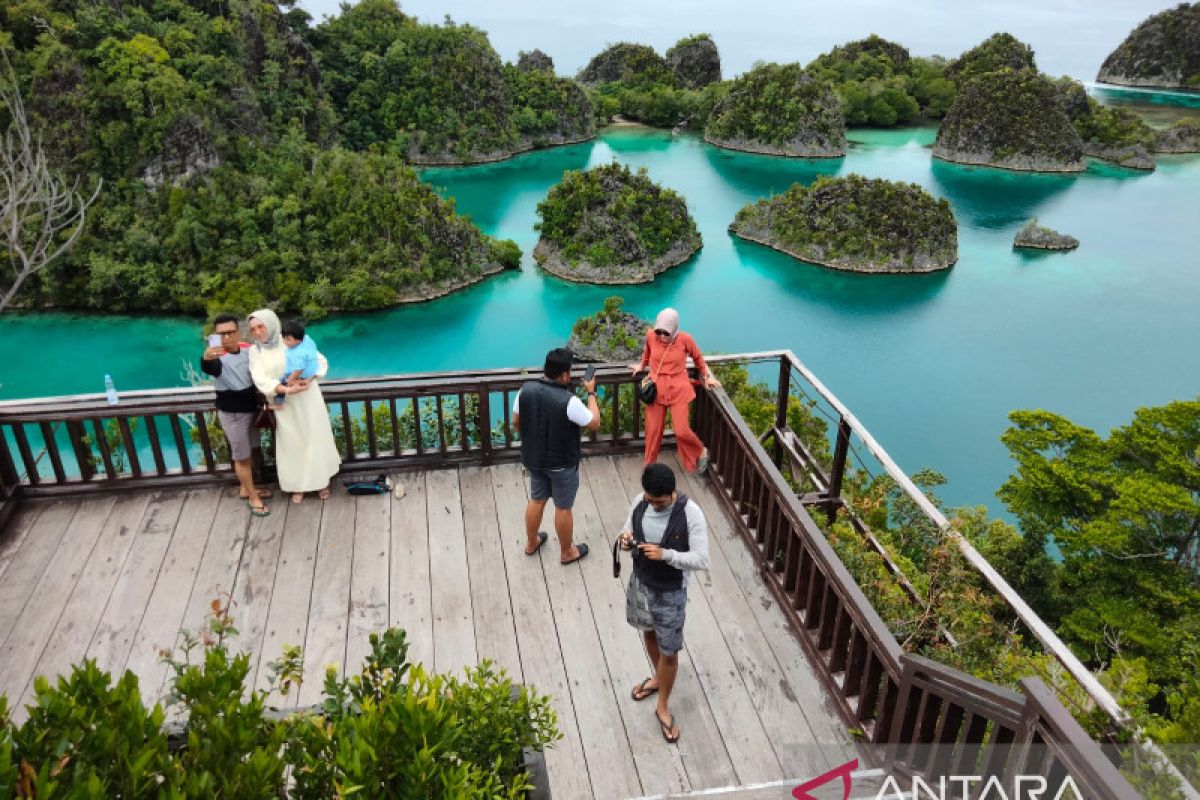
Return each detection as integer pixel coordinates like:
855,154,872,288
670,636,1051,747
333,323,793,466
248,346,342,493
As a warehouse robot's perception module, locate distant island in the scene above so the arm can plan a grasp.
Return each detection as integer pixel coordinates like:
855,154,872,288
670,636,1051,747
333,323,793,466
567,297,649,361
1013,219,1079,251
1097,3,1200,90
704,63,846,157
729,175,957,273
533,163,702,284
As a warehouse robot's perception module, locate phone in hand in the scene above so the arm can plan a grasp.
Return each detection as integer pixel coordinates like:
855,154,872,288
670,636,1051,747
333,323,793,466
208,334,222,348
583,364,596,383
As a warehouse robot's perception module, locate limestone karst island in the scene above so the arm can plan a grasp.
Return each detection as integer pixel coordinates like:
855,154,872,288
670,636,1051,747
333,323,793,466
0,1,1198,798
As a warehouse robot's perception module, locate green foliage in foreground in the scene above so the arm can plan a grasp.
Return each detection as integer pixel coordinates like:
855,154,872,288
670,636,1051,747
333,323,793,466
806,35,956,125
0,604,558,797
704,63,846,153
535,162,700,269
731,174,956,271
32,131,517,318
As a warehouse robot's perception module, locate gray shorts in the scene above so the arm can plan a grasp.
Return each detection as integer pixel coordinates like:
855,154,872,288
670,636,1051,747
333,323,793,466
217,410,256,462
625,572,687,655
527,464,580,509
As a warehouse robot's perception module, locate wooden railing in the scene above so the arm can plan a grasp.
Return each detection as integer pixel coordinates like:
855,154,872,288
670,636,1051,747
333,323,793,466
0,355,1148,797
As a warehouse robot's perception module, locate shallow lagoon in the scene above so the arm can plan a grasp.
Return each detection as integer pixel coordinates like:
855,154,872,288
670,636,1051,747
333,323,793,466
2,121,1199,515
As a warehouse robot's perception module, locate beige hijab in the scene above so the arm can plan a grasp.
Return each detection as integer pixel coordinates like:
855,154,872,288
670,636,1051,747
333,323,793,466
248,308,282,350
654,308,681,341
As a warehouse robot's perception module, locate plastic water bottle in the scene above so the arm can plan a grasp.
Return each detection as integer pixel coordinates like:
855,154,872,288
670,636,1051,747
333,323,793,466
104,374,119,405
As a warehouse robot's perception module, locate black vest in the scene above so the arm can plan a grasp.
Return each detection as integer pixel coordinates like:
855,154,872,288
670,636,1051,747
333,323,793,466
518,378,582,471
632,494,690,591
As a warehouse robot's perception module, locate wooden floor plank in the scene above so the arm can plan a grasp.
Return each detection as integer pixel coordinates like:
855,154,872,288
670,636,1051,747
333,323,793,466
0,496,116,710
674,456,858,773
255,497,322,705
540,470,643,799
23,493,153,708
0,501,79,649
345,493,391,675
427,469,477,676
125,489,222,706
297,491,355,707
0,502,44,584
580,456,735,793
230,499,289,692
490,462,594,800
458,466,521,680
613,454,785,785
389,471,433,670
87,492,186,677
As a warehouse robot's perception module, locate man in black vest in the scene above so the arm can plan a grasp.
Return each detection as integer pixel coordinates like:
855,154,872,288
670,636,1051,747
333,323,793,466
513,348,600,564
619,463,710,744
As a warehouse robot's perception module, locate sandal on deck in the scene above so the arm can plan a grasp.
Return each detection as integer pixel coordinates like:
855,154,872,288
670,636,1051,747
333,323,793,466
560,542,589,565
247,498,271,517
631,678,658,701
526,531,549,556
696,451,710,475
656,710,680,744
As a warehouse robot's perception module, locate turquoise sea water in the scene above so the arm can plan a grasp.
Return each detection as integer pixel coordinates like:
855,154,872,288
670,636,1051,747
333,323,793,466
2,117,1199,515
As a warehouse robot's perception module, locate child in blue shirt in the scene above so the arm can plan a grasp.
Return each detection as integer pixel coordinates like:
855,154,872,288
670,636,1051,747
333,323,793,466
275,319,318,405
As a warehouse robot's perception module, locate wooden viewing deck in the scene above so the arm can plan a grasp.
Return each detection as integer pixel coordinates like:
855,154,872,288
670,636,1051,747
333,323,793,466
0,452,856,798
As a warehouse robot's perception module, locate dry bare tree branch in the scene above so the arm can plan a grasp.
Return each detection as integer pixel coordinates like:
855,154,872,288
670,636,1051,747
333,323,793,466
0,50,101,312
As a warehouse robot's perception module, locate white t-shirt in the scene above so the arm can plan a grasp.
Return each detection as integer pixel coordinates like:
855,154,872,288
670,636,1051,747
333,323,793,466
513,386,595,427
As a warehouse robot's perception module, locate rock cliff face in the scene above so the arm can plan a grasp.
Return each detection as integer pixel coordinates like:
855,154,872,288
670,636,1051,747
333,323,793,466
577,43,672,87
704,64,845,157
1054,77,1157,169
1154,117,1200,151
1098,3,1200,89
729,174,957,273
534,163,702,284
1013,220,1079,250
666,34,722,89
934,69,1085,172
518,49,554,73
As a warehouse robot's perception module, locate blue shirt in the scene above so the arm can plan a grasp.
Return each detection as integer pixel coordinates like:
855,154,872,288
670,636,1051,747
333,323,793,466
283,335,319,379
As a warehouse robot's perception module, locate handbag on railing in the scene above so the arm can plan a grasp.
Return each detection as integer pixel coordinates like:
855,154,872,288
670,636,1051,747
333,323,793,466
637,339,673,405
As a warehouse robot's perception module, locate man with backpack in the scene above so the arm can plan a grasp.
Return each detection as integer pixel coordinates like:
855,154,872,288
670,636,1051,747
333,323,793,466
619,462,710,744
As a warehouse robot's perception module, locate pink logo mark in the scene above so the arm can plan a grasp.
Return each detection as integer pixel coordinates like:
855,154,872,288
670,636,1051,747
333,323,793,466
792,758,859,800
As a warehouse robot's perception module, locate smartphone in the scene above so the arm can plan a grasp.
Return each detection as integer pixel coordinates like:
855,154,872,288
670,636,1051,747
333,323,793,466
583,364,596,383
208,334,222,348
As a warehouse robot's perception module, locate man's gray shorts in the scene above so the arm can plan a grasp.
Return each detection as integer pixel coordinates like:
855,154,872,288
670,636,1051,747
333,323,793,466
625,572,687,655
527,464,580,509
217,410,256,462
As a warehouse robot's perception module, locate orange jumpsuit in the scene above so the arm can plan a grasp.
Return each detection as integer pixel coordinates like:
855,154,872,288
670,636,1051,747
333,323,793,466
638,330,710,472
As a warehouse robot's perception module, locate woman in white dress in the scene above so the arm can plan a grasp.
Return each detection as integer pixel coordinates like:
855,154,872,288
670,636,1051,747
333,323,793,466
247,309,342,503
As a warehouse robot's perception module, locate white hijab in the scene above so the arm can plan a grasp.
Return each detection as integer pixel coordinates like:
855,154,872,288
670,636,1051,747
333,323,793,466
248,308,282,351
655,308,680,341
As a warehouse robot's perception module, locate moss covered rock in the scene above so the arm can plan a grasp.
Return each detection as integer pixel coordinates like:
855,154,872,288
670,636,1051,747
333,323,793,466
1097,3,1200,89
518,49,554,73
1013,219,1079,251
505,65,597,150
1054,78,1157,169
934,69,1085,172
534,163,702,284
729,174,957,273
1154,116,1200,151
704,63,846,157
578,43,672,88
666,34,722,89
567,297,650,361
945,32,1037,85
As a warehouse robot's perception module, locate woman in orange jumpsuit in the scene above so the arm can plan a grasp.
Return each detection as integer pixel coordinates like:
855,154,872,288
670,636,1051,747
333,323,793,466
630,308,722,474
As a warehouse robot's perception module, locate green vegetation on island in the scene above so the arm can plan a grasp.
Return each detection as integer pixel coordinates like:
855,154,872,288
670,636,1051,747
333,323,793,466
533,162,701,283
945,32,1037,85
1054,77,1157,169
578,38,727,129
567,296,649,361
1098,2,1200,89
704,63,846,157
806,35,956,126
729,174,957,272
0,0,565,317
1013,219,1079,250
934,67,1086,172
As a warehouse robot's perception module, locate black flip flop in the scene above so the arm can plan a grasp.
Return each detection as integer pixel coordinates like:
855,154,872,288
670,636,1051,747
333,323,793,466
631,677,658,701
657,710,680,743
560,542,589,565
526,531,549,556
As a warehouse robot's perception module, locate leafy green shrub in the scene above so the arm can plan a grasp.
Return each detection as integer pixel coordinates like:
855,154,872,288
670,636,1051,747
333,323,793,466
806,35,951,125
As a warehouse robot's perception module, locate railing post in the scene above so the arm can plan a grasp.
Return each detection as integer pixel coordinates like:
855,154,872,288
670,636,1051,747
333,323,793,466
773,354,790,467
479,386,493,466
825,418,851,523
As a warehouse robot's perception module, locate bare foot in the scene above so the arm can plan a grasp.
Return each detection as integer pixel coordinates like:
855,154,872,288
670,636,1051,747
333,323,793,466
317,487,331,500
291,492,304,504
